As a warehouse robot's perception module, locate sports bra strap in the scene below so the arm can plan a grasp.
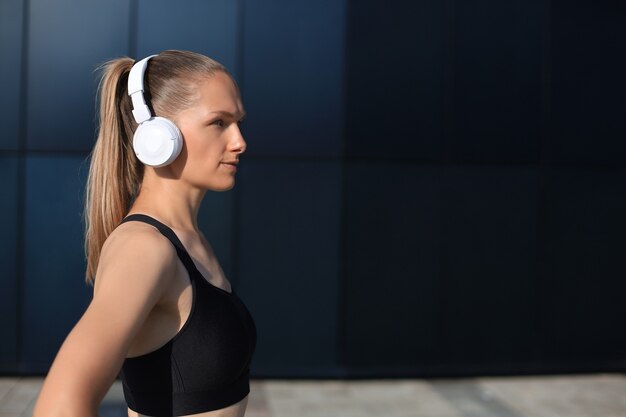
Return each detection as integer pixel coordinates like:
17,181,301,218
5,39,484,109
121,213,200,280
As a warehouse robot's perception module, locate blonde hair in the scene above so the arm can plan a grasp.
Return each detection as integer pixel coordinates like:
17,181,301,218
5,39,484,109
84,50,228,284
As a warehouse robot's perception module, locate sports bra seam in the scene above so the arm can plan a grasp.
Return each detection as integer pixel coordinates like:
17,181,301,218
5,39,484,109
124,370,250,395
171,354,186,392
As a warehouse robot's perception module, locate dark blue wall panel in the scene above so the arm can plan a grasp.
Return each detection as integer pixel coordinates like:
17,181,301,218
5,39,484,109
0,0,23,150
550,2,626,165
26,0,130,151
237,160,341,375
136,0,238,72
0,156,19,369
21,155,91,369
438,167,539,365
541,168,626,362
345,1,445,161
343,164,442,372
450,1,543,162
197,190,235,285
0,0,624,377
242,0,345,157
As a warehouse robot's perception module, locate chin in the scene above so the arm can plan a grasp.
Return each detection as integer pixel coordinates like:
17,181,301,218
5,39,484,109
206,180,236,192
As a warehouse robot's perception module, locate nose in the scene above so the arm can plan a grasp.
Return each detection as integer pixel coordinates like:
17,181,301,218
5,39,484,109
230,124,247,154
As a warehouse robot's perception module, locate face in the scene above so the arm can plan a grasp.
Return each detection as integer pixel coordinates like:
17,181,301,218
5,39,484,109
170,71,247,191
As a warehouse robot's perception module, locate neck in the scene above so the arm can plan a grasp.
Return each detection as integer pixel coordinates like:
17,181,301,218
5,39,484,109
129,169,205,232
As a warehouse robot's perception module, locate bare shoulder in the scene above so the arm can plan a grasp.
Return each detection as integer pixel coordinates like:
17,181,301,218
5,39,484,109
101,220,175,263
32,221,180,416
94,220,178,297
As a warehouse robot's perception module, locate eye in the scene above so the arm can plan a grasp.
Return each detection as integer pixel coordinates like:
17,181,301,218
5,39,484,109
211,119,225,127
237,117,246,127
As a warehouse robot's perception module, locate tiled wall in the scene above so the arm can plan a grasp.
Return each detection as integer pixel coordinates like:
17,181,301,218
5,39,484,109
339,0,626,376
1,0,625,376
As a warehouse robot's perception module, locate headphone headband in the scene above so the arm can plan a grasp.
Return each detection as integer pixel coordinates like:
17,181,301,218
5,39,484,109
127,53,183,167
128,54,158,124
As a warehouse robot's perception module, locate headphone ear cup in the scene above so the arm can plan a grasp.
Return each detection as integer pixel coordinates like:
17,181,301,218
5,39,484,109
132,116,183,167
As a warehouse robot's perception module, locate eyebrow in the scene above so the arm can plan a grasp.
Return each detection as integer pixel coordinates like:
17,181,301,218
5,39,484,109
210,110,246,119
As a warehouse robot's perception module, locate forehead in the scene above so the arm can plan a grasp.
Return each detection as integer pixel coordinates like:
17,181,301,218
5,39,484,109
192,71,243,117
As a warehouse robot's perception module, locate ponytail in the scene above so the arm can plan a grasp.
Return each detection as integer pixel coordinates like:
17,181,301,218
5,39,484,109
84,57,143,284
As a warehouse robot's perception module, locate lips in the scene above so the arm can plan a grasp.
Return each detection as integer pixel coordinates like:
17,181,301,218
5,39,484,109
221,161,238,172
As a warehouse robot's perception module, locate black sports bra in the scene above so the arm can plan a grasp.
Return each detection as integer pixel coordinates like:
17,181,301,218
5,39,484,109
118,214,257,417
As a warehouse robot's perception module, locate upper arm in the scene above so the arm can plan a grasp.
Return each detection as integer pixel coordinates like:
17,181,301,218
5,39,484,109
33,225,177,417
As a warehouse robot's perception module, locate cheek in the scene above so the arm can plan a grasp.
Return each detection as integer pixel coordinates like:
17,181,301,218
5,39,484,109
178,124,225,169
184,136,222,167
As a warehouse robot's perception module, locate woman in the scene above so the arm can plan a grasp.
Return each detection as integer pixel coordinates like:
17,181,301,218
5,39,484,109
33,50,256,417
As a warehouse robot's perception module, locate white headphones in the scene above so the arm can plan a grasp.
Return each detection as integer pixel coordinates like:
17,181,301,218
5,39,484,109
128,55,183,167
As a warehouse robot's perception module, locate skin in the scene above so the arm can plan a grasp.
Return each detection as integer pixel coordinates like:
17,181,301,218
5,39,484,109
33,71,248,417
